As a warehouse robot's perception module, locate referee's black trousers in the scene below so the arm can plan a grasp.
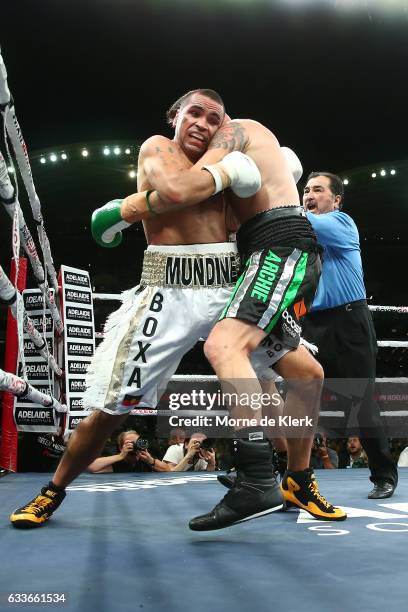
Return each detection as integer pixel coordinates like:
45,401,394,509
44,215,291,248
302,300,397,486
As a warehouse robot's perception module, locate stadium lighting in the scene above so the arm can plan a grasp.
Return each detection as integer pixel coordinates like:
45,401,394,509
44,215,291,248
371,173,377,178
390,169,396,175
40,157,46,164
343,179,349,185
380,169,386,176
113,147,121,155
125,148,131,155
50,153,58,162
82,149,89,157
61,153,68,160
103,147,110,156
128,170,136,179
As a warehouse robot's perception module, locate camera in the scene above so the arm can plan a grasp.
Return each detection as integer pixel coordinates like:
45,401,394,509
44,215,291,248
199,438,215,452
313,433,324,448
132,438,150,453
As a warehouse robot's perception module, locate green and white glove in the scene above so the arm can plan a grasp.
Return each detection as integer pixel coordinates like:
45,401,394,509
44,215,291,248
91,199,131,248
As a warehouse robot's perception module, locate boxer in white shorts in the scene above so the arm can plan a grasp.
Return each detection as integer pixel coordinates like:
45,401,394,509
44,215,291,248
10,88,285,529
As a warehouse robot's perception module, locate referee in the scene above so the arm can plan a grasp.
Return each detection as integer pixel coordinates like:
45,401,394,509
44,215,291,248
302,171,397,499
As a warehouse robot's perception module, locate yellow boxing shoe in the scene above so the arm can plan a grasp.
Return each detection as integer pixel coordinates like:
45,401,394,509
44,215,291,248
281,469,347,521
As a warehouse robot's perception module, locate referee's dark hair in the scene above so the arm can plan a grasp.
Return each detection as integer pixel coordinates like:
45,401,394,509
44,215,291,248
306,172,344,209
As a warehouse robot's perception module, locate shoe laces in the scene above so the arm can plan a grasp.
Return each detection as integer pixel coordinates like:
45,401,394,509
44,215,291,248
308,478,332,510
23,495,54,516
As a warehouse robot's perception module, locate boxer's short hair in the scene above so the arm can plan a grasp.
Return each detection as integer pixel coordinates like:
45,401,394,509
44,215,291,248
166,89,225,124
307,171,344,208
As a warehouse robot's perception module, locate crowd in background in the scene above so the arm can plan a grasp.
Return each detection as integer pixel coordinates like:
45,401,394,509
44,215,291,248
15,419,408,474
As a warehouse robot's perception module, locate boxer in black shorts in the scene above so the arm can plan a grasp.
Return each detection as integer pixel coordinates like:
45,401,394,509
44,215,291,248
120,118,347,529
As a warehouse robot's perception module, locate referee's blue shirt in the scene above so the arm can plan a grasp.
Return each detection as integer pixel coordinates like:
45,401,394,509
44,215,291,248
306,210,366,311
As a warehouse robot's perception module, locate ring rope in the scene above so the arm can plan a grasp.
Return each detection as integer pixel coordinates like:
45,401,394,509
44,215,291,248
377,341,408,348
1,49,63,415
0,265,62,377
0,368,67,413
92,292,408,315
170,375,408,384
0,49,59,294
0,151,63,334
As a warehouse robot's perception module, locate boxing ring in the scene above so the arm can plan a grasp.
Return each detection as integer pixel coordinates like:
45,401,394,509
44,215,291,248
1,470,408,612
1,48,408,612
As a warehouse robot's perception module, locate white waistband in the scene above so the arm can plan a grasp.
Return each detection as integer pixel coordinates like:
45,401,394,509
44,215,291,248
146,242,238,255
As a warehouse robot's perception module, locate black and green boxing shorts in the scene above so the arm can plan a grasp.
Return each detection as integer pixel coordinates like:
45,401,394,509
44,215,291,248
219,207,322,349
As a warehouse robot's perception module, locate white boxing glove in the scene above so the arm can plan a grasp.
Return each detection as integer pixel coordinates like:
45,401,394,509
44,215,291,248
202,151,261,198
281,146,303,184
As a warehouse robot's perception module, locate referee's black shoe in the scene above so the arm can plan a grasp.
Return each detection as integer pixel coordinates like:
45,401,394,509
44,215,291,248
190,439,284,531
368,479,396,499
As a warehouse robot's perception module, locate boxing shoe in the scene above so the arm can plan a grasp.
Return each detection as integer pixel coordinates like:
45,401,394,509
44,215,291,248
281,468,347,521
203,151,261,198
216,450,287,489
217,469,237,489
91,199,131,248
190,438,284,531
10,483,66,528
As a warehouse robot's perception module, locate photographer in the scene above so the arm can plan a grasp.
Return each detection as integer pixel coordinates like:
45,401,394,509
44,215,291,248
139,433,216,472
310,431,338,470
86,430,153,473
134,433,216,472
166,433,216,472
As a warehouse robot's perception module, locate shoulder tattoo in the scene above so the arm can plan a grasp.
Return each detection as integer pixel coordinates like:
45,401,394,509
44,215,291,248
208,122,247,152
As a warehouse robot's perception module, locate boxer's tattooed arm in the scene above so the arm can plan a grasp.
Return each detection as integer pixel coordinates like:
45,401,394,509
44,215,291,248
139,138,193,188
150,146,187,171
208,122,248,153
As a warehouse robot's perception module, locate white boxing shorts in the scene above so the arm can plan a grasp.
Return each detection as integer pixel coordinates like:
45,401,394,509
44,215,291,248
83,242,291,415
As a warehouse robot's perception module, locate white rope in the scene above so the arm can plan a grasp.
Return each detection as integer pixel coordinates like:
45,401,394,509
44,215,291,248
369,305,408,314
378,341,408,348
0,266,63,377
92,293,408,315
0,368,67,412
0,49,59,293
171,375,408,384
93,292,122,301
316,411,408,418
0,152,63,334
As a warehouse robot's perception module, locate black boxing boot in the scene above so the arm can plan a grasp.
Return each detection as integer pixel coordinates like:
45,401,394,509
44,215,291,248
190,432,284,531
217,469,237,489
217,449,288,489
